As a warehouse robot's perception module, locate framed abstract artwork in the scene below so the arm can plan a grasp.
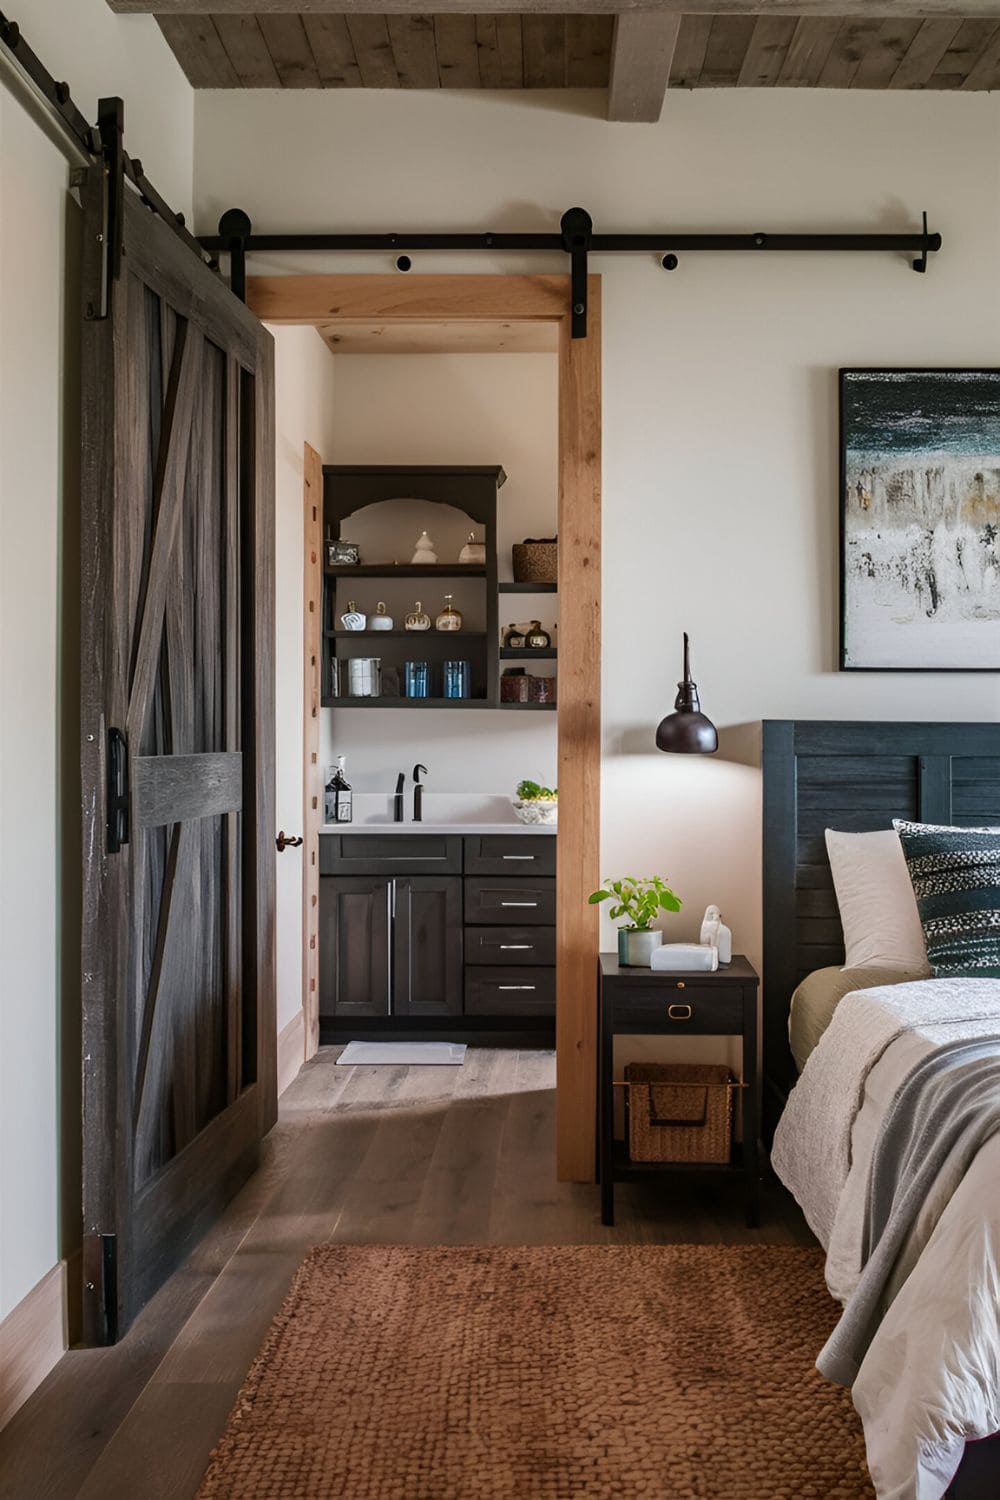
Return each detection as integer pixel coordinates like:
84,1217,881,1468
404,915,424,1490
840,368,1000,671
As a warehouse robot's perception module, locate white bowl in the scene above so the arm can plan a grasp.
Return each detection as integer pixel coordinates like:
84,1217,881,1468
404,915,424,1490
512,798,558,826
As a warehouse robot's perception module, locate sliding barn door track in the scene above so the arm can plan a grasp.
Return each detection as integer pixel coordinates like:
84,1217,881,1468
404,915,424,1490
202,207,942,339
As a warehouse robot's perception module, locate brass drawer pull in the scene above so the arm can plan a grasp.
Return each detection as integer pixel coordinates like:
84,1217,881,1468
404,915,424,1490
676,980,686,990
667,1003,692,1020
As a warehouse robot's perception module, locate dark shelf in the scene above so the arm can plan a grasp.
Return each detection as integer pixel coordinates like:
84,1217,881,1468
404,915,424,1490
497,701,557,711
325,564,487,579
498,581,557,593
327,629,489,640
500,647,557,660
321,696,494,710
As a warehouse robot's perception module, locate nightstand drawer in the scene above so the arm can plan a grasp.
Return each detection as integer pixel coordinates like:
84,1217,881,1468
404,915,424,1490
465,925,556,966
608,984,744,1033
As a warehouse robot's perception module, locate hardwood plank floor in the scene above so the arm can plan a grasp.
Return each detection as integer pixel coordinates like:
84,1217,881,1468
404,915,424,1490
0,1048,813,1500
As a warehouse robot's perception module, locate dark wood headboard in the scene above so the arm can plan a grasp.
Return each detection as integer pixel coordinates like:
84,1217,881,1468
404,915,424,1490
761,720,1000,1119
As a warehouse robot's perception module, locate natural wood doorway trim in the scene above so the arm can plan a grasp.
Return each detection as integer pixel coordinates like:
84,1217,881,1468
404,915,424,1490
303,443,324,1060
251,274,601,1182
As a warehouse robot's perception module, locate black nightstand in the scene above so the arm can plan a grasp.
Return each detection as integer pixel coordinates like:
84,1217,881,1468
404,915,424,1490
598,953,762,1228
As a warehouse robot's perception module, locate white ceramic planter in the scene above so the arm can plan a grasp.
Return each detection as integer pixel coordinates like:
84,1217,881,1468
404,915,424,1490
512,798,558,826
617,928,663,967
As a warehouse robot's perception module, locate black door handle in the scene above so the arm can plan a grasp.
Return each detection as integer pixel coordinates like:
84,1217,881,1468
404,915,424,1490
107,727,129,853
276,830,303,852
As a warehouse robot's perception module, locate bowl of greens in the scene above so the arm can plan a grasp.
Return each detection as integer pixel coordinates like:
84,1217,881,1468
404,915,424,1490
513,779,558,826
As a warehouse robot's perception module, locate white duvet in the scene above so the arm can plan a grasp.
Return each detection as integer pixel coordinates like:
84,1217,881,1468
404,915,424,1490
771,978,1000,1500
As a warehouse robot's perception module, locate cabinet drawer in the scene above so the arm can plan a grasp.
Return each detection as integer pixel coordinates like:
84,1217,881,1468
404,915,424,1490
319,833,462,875
607,984,745,1034
463,835,556,878
465,967,555,1017
464,925,556,966
464,877,555,925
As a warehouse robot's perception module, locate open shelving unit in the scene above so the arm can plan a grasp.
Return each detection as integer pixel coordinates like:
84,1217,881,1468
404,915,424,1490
321,465,558,711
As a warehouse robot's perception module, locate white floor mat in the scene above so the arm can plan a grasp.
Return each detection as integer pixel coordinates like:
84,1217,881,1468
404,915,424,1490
335,1041,467,1066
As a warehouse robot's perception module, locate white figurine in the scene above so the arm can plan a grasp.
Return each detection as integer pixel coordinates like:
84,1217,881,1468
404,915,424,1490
699,904,732,965
411,530,438,565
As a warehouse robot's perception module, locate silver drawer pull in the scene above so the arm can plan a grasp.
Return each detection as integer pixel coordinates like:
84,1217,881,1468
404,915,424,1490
499,944,532,950
502,855,535,861
500,901,538,907
499,985,537,991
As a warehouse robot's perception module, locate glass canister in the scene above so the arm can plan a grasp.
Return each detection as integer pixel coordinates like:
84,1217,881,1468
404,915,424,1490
435,595,463,631
405,600,431,632
443,660,471,699
347,657,381,697
404,661,430,698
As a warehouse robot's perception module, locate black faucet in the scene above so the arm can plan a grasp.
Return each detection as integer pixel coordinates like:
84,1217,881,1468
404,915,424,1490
413,763,427,822
393,772,405,823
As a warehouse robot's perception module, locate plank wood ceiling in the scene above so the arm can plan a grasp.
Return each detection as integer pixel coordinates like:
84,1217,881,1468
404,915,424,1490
157,13,1000,91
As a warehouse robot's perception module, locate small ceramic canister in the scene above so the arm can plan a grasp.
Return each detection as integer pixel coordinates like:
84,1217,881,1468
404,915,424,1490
370,602,394,631
340,600,366,631
411,531,438,565
459,532,486,565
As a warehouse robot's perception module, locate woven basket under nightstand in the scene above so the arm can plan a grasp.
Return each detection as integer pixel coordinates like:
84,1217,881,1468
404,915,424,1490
624,1062,735,1164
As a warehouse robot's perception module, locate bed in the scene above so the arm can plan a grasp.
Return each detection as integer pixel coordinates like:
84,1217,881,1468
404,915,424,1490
761,721,1000,1500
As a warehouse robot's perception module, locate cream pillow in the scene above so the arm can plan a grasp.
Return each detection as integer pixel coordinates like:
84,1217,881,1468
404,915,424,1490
824,827,930,974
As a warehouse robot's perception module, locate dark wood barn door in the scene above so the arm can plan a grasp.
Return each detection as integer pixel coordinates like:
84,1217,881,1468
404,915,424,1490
79,174,276,1344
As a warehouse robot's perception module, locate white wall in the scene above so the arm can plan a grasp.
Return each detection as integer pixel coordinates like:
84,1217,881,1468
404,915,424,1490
271,326,338,1035
0,2,192,1331
321,352,558,796
195,86,1000,970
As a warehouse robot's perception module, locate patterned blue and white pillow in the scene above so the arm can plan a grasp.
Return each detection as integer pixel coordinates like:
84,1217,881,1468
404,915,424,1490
894,820,1000,978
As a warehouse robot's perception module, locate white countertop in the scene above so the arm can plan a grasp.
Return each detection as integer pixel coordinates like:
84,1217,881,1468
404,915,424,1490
318,791,556,835
320,821,555,835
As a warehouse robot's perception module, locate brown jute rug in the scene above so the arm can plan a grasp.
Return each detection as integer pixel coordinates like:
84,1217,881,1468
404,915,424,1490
196,1244,874,1500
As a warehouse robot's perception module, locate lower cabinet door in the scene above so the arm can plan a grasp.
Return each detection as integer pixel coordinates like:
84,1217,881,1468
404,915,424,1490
393,876,463,1017
464,967,556,1016
319,875,392,1018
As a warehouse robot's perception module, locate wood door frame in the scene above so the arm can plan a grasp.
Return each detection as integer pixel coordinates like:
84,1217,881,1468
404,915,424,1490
252,275,600,1182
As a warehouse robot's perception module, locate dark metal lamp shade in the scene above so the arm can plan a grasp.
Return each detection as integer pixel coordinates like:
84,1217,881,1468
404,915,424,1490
655,633,719,754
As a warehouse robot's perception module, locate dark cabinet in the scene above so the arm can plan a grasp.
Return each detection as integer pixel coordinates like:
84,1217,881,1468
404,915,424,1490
319,875,392,1018
393,876,463,1017
319,831,555,1034
320,873,462,1020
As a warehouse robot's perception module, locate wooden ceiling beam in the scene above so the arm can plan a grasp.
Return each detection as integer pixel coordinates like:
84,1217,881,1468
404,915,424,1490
110,2,1000,18
608,14,680,121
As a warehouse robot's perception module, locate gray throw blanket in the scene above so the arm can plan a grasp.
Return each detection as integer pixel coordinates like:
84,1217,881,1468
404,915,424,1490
818,1034,1000,1387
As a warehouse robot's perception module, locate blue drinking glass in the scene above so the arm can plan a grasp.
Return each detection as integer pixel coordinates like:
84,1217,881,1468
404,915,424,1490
443,660,470,699
404,661,429,698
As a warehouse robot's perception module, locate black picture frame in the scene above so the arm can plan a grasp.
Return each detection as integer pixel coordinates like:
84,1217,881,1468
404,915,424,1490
839,366,1000,672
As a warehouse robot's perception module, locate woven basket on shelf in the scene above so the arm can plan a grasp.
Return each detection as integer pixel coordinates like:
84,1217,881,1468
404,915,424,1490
625,1062,735,1164
512,539,557,583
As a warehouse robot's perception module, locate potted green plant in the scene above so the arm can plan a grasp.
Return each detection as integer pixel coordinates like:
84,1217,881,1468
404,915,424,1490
512,779,558,826
588,875,682,967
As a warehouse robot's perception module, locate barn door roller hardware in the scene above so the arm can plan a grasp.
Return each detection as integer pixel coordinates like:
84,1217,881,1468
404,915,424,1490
0,9,214,312
202,206,943,339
